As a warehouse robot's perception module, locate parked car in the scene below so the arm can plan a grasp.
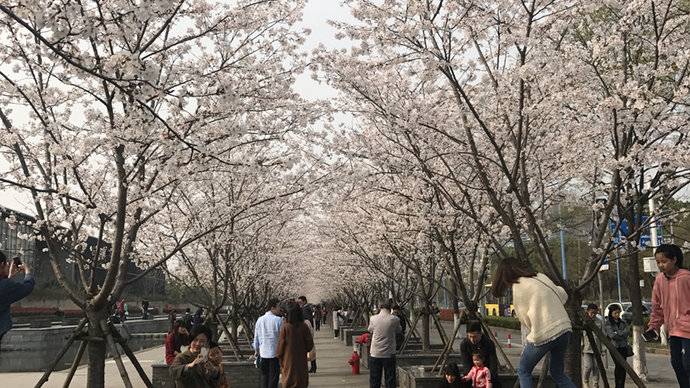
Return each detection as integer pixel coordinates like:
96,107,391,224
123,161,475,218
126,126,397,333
604,301,651,323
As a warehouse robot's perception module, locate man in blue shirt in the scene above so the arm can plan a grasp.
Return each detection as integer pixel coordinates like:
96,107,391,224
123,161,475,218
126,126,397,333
253,298,283,388
0,252,35,350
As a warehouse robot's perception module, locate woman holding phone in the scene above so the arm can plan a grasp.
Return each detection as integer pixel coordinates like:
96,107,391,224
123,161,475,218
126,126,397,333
170,325,228,387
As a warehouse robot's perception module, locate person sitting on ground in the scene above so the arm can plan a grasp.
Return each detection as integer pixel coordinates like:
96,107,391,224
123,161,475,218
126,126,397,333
170,325,228,388
0,252,35,349
459,323,499,387
463,353,492,388
165,319,190,365
438,363,463,388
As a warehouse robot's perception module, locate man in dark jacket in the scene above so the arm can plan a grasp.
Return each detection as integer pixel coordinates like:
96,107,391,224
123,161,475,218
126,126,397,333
459,322,500,387
0,252,35,349
297,296,314,326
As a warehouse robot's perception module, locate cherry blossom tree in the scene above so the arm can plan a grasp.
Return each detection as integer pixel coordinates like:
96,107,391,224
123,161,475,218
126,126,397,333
313,0,690,383
0,0,312,386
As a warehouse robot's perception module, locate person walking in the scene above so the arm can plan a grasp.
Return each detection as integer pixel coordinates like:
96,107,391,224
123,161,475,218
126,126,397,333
313,305,322,332
298,296,314,328
165,320,191,365
303,316,317,374
254,298,284,388
277,301,314,388
491,258,575,388
647,244,690,388
367,301,402,388
605,304,631,388
0,253,35,349
582,303,603,388
333,306,342,339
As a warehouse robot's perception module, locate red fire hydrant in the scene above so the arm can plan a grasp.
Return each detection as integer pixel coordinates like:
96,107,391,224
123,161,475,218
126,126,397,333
348,350,361,375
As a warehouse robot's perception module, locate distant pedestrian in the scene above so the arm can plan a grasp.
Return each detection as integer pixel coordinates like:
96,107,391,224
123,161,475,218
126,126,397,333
183,308,193,328
392,305,407,350
169,309,178,331
605,304,631,388
333,306,342,339
192,308,203,329
647,244,690,388
491,257,575,388
321,306,327,325
0,252,35,349
304,317,317,374
298,296,314,328
142,299,150,319
165,320,190,365
253,298,283,388
582,303,603,388
367,301,402,388
117,299,126,322
314,305,322,331
277,301,314,388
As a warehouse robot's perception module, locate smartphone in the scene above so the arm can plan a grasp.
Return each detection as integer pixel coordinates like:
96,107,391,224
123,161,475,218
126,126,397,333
200,347,209,361
12,256,22,267
642,329,659,342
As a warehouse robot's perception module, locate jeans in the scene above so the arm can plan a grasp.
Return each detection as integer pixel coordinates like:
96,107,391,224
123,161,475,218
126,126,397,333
369,356,396,388
335,328,340,338
670,336,690,388
259,357,280,388
518,331,576,388
315,320,321,331
582,353,599,387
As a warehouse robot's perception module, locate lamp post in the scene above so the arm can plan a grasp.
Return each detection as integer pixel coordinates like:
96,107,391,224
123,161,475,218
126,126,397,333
558,203,567,279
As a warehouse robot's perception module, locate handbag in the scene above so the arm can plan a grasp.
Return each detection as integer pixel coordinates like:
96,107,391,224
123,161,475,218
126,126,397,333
307,349,317,361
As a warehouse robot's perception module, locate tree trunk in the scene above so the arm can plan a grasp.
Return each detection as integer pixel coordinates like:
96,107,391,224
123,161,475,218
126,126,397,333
86,309,108,388
627,251,648,380
564,292,583,388
422,309,430,351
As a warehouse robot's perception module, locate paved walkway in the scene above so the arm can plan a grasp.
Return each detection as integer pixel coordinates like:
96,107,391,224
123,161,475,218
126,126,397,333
310,324,369,387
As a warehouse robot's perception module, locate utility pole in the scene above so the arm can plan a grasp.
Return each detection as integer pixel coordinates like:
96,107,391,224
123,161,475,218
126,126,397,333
559,203,567,279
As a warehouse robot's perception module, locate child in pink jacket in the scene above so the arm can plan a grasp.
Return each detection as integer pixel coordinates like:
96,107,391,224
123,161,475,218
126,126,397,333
463,353,492,388
647,244,690,388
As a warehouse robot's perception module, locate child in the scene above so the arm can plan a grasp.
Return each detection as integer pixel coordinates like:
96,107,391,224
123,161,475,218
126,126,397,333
463,353,492,388
647,244,690,388
438,363,462,388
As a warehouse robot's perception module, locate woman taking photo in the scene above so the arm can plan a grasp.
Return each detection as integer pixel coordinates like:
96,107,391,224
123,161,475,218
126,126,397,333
277,301,314,388
491,258,575,388
170,325,228,388
165,320,190,365
605,304,631,388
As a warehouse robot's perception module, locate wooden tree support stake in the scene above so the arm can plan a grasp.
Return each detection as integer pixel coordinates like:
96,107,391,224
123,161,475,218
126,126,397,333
99,320,133,388
34,318,88,388
62,339,87,388
109,322,153,388
588,320,646,388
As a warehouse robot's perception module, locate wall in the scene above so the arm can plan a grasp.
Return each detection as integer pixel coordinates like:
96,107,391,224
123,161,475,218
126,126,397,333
0,317,170,372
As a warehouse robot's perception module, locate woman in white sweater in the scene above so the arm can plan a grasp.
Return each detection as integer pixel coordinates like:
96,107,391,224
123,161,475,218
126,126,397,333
491,258,575,388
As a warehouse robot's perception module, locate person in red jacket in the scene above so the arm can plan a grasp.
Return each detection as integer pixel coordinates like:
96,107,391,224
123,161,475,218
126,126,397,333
463,353,492,388
647,244,690,388
165,319,190,365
